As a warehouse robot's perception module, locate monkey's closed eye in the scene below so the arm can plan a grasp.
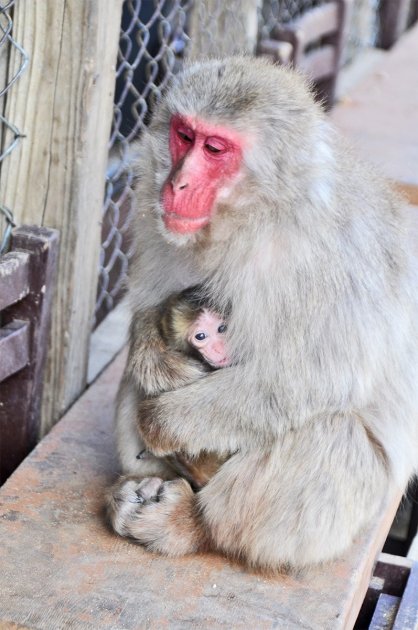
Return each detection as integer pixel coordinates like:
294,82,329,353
205,143,222,153
177,128,194,143
204,136,228,155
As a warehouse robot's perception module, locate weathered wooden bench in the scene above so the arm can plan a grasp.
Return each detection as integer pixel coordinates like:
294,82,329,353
0,349,407,629
0,226,59,483
1,26,418,630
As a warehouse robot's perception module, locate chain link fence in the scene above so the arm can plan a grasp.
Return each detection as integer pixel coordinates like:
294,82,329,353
95,0,192,325
0,0,28,255
95,0,259,326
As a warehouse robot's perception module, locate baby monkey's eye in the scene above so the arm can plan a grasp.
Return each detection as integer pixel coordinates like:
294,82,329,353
217,324,227,334
195,332,207,341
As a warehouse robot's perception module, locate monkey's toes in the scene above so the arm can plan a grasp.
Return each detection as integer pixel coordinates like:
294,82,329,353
135,477,164,503
107,476,164,536
114,477,163,504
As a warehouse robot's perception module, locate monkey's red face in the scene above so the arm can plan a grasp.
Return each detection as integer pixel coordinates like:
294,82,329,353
161,115,244,234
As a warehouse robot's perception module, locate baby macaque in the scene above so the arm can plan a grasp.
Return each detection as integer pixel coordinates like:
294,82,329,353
187,311,229,367
137,287,230,488
161,287,230,369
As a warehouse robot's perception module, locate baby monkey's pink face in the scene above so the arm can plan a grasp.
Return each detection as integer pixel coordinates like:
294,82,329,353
187,309,230,368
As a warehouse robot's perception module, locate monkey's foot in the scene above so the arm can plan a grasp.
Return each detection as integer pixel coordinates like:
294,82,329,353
118,476,164,506
106,476,207,556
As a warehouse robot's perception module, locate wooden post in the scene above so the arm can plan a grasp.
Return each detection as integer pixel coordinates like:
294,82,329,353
0,1,123,433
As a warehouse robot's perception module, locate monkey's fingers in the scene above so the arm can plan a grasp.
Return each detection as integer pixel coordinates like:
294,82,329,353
134,477,164,503
138,398,182,456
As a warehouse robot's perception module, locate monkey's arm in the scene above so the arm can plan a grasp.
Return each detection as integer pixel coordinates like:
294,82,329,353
138,367,287,456
127,308,208,396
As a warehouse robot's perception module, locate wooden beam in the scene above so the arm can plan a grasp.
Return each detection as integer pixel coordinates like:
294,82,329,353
0,321,30,382
0,358,407,628
0,226,59,482
392,563,418,629
369,594,400,629
0,1,123,432
0,250,30,310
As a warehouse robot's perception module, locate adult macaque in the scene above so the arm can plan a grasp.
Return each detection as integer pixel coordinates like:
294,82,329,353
116,287,230,489
107,57,418,570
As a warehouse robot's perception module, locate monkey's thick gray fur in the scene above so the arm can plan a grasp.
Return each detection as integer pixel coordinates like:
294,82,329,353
110,56,418,569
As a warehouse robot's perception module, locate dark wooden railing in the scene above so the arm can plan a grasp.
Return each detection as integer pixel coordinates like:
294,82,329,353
0,226,59,483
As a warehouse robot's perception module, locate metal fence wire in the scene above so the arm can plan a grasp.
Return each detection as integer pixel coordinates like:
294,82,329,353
95,0,385,325
0,0,28,255
95,0,256,326
95,0,192,325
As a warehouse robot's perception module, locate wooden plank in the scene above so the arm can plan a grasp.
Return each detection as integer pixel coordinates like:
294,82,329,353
342,492,403,629
0,321,29,382
257,38,294,65
0,351,406,629
378,552,414,571
370,594,400,630
300,45,336,80
266,0,347,109
0,1,123,433
295,2,340,43
355,554,413,629
375,556,412,597
0,251,30,310
393,563,418,629
0,226,59,483
407,532,418,561
378,0,412,49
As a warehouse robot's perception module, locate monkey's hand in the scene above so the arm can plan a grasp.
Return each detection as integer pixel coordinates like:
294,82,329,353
128,308,208,396
138,367,277,457
138,397,181,456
